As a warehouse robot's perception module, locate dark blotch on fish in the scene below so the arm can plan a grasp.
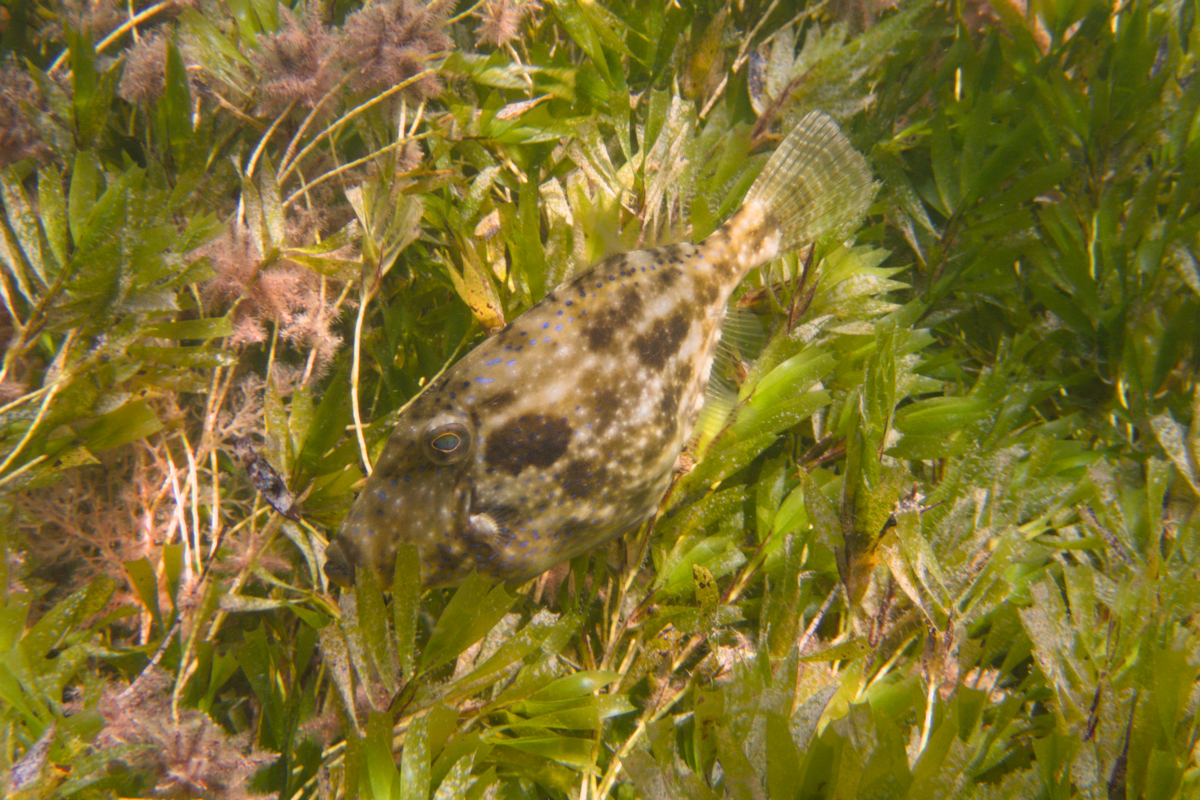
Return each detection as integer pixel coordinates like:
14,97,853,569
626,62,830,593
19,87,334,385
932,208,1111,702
483,390,517,410
618,285,643,316
657,266,682,287
634,310,690,370
656,380,685,441
487,414,574,476
561,459,609,498
584,307,623,351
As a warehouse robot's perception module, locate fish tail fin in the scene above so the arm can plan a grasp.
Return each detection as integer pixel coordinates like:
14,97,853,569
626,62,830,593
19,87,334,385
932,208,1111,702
744,111,874,256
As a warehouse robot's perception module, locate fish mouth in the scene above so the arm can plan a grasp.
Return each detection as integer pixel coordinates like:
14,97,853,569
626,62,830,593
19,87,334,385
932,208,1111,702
323,539,356,588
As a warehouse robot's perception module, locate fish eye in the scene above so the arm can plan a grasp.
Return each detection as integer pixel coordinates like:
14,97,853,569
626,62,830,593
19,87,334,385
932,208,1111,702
432,431,461,452
424,420,471,465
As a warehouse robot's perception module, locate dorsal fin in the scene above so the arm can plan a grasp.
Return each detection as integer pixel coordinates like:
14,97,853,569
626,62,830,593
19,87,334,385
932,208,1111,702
743,111,875,255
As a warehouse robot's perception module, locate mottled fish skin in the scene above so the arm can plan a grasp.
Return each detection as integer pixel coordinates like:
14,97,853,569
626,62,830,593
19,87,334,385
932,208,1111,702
325,112,874,589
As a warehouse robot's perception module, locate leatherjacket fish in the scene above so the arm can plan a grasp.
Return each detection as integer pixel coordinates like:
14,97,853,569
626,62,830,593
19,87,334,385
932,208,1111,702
324,111,873,588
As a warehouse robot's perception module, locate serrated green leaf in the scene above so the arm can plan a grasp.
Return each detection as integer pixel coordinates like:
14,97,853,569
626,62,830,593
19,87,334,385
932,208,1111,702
445,244,505,331
356,554,397,694
264,374,291,477
127,344,237,368
547,0,617,89
420,573,517,671
125,558,163,634
432,752,477,800
450,613,565,702
798,638,869,662
70,29,98,143
163,38,193,154
0,593,32,653
774,484,809,538
81,400,163,451
0,168,47,287
37,166,68,274
1150,412,1199,496
144,317,234,340
0,210,36,304
366,710,403,800
400,712,431,800
259,159,285,251
286,253,361,281
218,595,292,612
693,563,718,608
526,671,621,703
236,623,285,748
491,733,597,769
892,396,991,436
391,544,420,681
655,534,746,597
930,115,959,216
0,658,47,725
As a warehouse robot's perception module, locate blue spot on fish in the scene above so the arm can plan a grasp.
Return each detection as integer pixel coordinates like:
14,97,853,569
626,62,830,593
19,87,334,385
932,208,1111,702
476,377,494,383
508,360,516,366
555,325,562,331
542,322,550,329
486,358,502,365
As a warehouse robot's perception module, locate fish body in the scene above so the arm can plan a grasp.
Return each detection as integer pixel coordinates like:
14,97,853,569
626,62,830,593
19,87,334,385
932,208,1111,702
325,112,873,589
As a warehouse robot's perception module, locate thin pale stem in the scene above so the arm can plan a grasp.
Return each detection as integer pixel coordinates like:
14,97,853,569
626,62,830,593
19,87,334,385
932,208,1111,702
48,1,174,74
0,382,53,418
791,582,842,716
917,677,938,757
594,682,690,799
0,330,76,478
277,71,357,178
445,0,486,26
283,138,409,209
245,101,297,182
351,287,374,474
698,0,828,120
279,66,442,183
181,428,203,577
203,507,283,643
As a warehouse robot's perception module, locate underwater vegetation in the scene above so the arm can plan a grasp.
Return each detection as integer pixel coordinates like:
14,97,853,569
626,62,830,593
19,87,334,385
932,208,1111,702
0,0,1197,797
